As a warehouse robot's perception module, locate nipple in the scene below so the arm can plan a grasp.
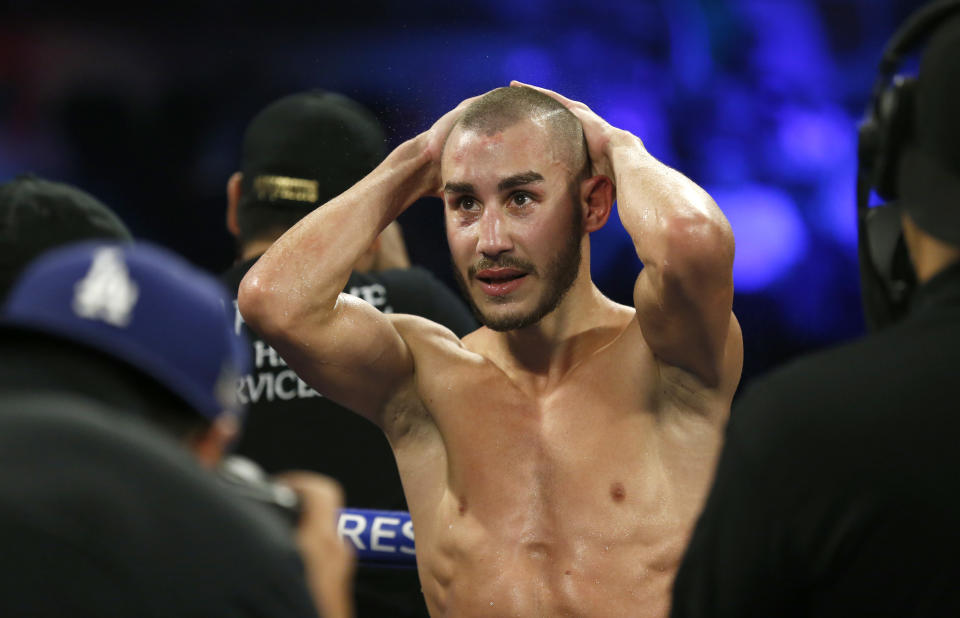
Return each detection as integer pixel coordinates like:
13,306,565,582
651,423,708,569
610,482,626,503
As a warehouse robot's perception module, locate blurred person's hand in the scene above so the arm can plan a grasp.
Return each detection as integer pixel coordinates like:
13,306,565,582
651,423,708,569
372,222,411,271
276,471,355,618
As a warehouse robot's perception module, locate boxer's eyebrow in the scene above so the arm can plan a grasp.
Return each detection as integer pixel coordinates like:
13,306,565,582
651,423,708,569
443,181,475,195
443,172,543,196
497,171,543,192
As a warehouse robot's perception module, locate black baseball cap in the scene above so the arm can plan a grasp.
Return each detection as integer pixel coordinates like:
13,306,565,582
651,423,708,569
898,14,960,245
0,174,132,300
239,90,387,214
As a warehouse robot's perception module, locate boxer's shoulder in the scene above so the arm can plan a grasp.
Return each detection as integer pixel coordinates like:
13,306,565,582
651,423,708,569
387,312,477,363
382,313,486,416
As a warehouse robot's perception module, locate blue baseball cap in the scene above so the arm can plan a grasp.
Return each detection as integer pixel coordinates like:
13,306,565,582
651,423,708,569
2,241,250,421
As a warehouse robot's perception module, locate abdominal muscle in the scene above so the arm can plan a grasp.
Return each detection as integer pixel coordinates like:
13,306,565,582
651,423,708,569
400,406,714,618
414,488,692,618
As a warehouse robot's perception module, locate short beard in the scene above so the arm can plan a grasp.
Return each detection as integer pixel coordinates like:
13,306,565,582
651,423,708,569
452,196,583,332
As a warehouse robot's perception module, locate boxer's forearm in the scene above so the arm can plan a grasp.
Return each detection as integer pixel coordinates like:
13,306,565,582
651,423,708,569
611,132,735,385
238,136,433,334
609,132,732,276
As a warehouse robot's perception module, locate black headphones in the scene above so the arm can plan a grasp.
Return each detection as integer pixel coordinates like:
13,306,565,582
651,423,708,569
856,0,960,331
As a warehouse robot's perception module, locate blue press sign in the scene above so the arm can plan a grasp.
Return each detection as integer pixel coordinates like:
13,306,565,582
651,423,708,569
337,508,416,567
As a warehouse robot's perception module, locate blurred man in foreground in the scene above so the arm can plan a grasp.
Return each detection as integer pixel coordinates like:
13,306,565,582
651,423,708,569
1,241,353,617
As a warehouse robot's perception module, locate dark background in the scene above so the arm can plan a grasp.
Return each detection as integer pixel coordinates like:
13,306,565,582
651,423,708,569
0,0,928,390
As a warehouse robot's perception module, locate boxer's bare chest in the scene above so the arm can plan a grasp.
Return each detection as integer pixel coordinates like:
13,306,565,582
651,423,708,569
393,325,722,616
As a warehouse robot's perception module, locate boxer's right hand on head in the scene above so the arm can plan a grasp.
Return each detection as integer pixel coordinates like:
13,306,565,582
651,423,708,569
275,471,355,618
416,92,488,197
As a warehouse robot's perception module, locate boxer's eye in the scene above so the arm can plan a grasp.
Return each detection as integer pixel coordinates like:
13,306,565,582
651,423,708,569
457,196,480,212
510,192,532,208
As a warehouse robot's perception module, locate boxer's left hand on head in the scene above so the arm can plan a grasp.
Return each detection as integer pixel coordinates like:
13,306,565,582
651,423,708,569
509,80,633,180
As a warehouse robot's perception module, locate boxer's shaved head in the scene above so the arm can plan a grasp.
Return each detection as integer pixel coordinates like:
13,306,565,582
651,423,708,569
449,86,589,180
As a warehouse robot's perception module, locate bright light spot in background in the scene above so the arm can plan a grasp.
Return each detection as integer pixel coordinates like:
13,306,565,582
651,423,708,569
502,48,557,87
775,105,854,179
712,184,809,293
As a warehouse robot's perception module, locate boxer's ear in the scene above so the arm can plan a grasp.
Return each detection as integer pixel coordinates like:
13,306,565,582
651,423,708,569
581,174,614,233
226,172,243,238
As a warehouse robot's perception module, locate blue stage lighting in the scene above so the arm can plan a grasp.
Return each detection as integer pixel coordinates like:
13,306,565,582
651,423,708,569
712,184,810,292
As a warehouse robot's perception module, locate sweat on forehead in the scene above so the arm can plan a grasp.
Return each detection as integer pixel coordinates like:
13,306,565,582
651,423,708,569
449,86,588,174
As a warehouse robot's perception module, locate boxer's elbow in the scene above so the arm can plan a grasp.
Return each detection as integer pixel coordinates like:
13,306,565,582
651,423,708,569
237,270,289,338
659,207,734,288
239,271,339,342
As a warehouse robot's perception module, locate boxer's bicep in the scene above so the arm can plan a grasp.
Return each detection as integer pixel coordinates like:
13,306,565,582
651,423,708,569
269,292,415,425
632,223,737,388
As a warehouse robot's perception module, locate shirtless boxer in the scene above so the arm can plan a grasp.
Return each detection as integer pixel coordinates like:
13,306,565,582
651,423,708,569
239,82,742,617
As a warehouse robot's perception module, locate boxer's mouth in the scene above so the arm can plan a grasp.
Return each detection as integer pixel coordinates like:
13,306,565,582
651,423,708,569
475,268,526,284
475,268,528,296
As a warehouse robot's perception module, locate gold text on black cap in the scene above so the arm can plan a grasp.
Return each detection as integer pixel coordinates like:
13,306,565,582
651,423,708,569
253,175,319,203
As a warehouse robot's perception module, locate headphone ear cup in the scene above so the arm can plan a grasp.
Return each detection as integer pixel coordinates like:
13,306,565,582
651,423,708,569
873,76,917,200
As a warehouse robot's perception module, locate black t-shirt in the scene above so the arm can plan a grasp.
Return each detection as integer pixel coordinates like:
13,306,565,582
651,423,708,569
222,258,477,618
672,263,960,618
0,393,319,618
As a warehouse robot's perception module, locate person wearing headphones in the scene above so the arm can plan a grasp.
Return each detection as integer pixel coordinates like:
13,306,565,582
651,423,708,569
671,3,960,616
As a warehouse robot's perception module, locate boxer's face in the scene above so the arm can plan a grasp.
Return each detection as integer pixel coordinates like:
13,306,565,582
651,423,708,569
441,118,584,331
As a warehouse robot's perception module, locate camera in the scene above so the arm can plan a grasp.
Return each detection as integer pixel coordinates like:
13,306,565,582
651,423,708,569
216,454,303,527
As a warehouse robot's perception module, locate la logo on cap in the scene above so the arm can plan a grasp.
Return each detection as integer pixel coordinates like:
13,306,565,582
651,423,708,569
72,247,139,327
